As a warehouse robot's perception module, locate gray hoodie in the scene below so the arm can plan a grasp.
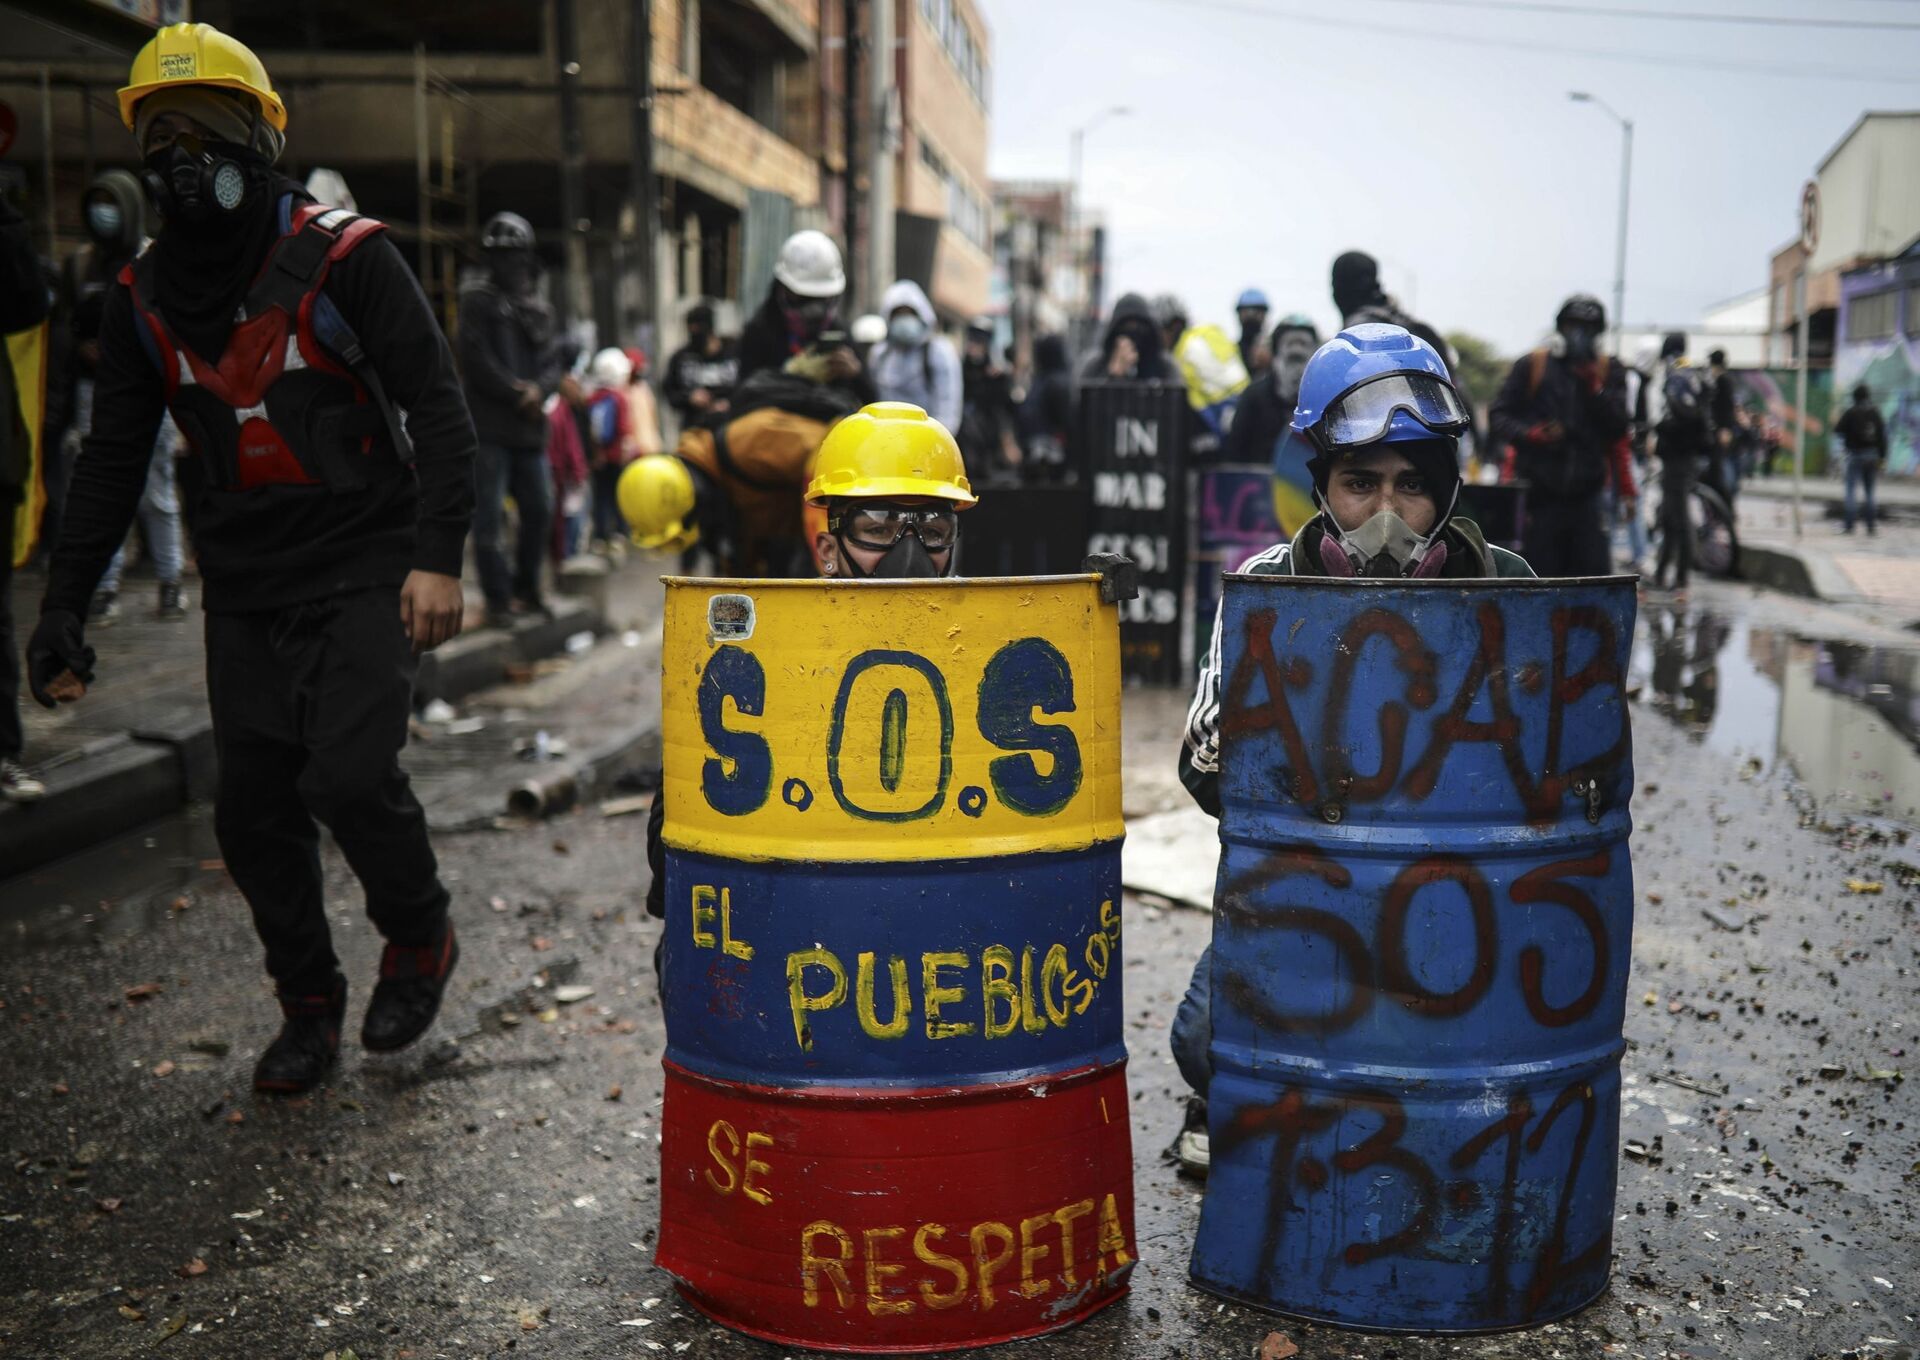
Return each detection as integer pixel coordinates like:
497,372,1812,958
867,279,962,431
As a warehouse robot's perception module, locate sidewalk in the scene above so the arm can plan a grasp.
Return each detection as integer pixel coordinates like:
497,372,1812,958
1,555,670,880
1736,485,1920,611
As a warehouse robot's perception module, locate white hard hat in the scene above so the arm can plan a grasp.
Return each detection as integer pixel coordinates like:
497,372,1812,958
772,229,846,298
590,346,633,388
850,313,888,346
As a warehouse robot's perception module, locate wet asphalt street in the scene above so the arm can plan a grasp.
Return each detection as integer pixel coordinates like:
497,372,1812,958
2,574,1917,1360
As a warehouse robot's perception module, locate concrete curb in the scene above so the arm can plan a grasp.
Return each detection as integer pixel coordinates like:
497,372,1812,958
0,735,183,877
5,597,615,880
1738,542,1865,604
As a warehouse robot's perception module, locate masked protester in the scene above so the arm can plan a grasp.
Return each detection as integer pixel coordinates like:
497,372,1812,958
1018,333,1076,482
1164,324,1533,1175
1080,292,1178,384
737,231,873,401
1646,331,1713,595
1221,313,1317,465
868,280,962,431
458,210,568,620
1489,293,1631,577
29,22,477,1093
1234,287,1270,373
1835,382,1889,535
956,317,1022,482
636,402,975,967
662,301,737,430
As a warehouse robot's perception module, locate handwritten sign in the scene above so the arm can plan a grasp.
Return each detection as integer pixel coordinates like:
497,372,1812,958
1077,382,1189,684
1190,574,1637,1332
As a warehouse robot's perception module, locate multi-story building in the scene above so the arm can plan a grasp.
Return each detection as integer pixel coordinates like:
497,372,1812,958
895,0,991,321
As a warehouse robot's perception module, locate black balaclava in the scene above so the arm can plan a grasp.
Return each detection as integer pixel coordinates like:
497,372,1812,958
1105,293,1162,372
147,143,290,360
1331,250,1385,319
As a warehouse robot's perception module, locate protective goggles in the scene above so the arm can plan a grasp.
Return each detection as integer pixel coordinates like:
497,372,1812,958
831,503,959,551
1318,372,1472,448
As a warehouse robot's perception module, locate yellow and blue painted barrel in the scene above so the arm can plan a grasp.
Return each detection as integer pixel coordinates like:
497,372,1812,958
654,576,1136,1353
1190,574,1636,1332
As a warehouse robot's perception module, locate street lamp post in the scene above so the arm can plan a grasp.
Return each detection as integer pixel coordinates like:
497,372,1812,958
1570,92,1633,357
1068,105,1130,324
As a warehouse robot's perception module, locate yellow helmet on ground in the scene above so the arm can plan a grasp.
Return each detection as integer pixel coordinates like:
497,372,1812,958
619,455,699,551
118,23,287,135
804,402,976,508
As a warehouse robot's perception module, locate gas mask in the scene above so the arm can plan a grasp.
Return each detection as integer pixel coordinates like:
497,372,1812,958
783,295,838,343
1318,510,1448,579
831,502,957,580
1559,324,1601,363
85,200,124,243
888,313,928,348
142,135,263,228
845,533,942,578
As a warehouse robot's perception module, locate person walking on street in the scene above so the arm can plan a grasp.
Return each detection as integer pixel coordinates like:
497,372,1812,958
1489,294,1629,576
28,22,476,1092
459,210,566,619
584,347,640,550
957,317,1022,481
661,302,736,431
1647,332,1711,596
1,193,49,804
1836,383,1888,535
868,280,961,431
1234,287,1270,374
1707,348,1740,506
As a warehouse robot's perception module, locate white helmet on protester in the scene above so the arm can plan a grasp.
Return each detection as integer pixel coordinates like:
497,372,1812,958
590,346,633,389
772,229,846,298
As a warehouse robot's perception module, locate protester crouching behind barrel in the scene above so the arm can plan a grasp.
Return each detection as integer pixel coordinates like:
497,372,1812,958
28,22,476,1095
632,402,976,958
1169,323,1533,1175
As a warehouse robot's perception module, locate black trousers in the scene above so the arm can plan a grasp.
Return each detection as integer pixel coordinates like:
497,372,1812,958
0,493,21,760
206,588,449,995
1520,492,1610,578
1655,473,1693,590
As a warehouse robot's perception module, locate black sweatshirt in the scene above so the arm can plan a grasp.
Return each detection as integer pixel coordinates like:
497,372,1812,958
45,228,477,617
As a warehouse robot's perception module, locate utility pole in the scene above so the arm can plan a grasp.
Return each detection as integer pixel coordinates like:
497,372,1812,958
866,0,895,314
842,0,863,314
629,0,658,352
555,0,591,340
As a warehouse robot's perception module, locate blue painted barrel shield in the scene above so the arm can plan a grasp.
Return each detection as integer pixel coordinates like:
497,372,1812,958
1189,574,1637,1333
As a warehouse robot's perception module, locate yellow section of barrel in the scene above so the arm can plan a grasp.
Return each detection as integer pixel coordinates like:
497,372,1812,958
661,576,1124,863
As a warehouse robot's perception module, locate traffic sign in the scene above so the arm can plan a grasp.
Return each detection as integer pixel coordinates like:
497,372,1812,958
1800,180,1820,254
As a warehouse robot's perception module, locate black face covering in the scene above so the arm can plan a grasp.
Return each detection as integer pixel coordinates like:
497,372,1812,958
836,530,946,579
1561,325,1600,363
145,145,286,361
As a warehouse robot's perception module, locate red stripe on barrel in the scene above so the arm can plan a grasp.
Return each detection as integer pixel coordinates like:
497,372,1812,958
657,1059,1136,1354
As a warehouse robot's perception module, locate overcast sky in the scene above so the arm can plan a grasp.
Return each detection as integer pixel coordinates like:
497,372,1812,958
976,0,1920,356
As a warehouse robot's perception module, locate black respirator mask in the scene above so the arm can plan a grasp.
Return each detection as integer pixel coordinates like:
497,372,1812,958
831,503,958,580
143,134,264,227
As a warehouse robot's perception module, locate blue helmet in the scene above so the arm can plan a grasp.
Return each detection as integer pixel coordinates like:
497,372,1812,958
1236,287,1270,310
1290,323,1470,450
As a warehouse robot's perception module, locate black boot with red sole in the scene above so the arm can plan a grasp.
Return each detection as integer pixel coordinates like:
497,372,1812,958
254,975,347,1094
362,926,460,1053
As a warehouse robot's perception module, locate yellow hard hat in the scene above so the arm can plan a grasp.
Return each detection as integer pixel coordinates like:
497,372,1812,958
804,402,977,508
119,23,287,135
619,456,699,551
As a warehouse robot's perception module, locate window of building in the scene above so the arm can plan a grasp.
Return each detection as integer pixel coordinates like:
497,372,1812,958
699,13,784,133
920,0,987,107
1847,288,1897,342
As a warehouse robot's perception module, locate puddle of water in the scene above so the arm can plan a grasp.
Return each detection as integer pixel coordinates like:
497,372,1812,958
1632,604,1920,826
0,806,225,953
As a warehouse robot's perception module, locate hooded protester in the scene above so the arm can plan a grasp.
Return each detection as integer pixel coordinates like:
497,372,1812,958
459,210,569,617
1079,291,1179,384
47,170,189,623
1234,287,1270,373
1488,293,1631,577
1166,324,1532,1175
1221,313,1317,466
662,302,737,430
1330,249,1455,378
30,22,477,1094
1019,332,1076,481
867,279,962,430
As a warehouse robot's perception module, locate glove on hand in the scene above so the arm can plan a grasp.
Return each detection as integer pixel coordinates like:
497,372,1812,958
27,609,96,708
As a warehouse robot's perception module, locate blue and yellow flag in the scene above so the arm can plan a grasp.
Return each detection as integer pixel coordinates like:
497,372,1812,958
7,321,48,567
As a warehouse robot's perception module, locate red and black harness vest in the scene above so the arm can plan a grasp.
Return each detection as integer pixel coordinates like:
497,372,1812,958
123,196,410,494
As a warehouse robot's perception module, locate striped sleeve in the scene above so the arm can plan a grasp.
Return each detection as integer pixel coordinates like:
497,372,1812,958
1178,541,1293,814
